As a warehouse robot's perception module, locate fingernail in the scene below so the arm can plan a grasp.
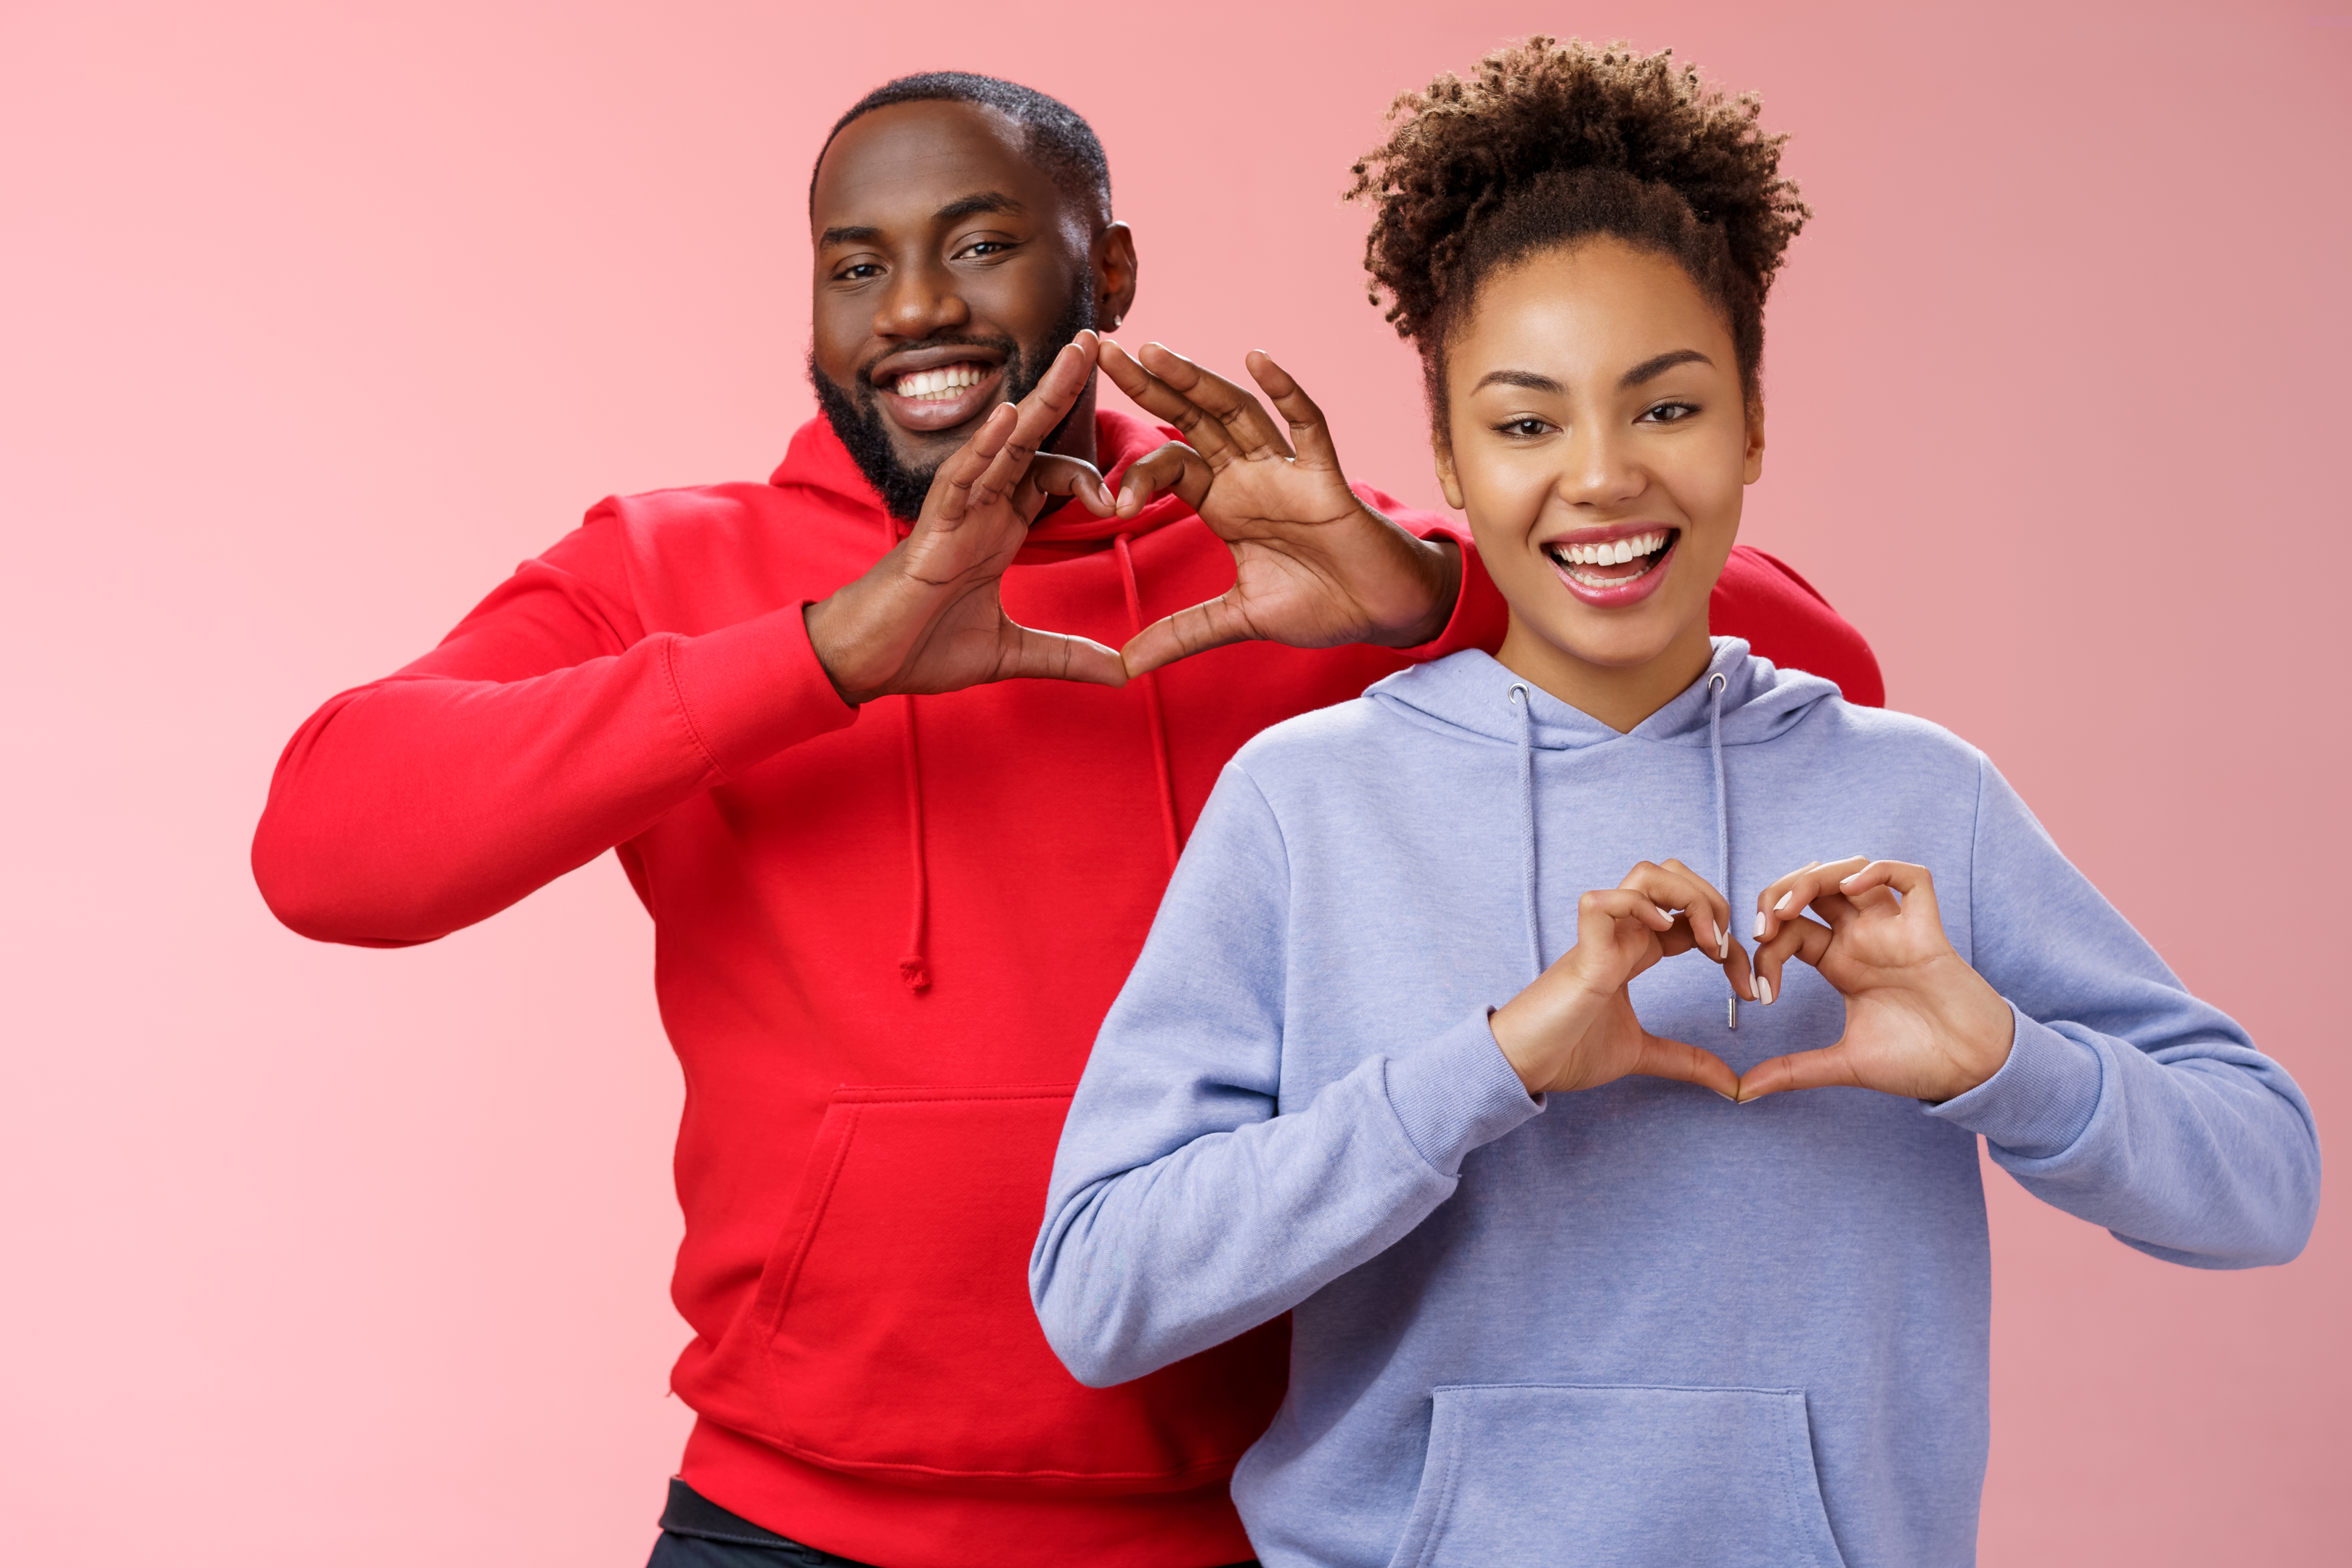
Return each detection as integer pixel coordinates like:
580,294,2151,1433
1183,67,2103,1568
1773,891,1796,914
1752,909,1768,939
1715,1090,1738,1103
1757,976,1773,1006
1716,931,1728,963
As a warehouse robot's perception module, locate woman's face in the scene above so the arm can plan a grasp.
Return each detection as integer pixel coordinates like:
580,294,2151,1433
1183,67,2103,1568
1438,237,1763,697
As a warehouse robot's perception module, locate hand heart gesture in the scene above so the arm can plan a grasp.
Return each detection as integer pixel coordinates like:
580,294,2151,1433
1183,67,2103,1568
1739,857,2017,1103
805,332,1129,705
1094,340,1461,675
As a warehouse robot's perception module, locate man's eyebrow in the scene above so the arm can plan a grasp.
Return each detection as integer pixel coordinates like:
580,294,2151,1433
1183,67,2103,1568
1619,349,1712,388
817,224,883,249
1470,369,1564,395
934,191,1024,223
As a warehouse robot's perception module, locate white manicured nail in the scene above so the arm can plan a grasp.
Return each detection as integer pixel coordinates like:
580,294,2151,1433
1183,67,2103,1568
1757,976,1773,1006
1715,927,1728,961
1773,891,1796,914
1753,909,1769,939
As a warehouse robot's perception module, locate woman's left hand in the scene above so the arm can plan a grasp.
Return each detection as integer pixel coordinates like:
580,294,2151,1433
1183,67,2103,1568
1739,857,2016,1104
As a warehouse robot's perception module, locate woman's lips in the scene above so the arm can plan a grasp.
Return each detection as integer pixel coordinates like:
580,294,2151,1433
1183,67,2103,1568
878,362,1007,433
1544,530,1680,608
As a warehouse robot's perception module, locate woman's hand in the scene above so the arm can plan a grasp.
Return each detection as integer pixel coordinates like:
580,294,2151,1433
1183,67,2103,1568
1487,859,1754,1100
804,333,1129,706
1095,340,1461,674
1739,857,2016,1103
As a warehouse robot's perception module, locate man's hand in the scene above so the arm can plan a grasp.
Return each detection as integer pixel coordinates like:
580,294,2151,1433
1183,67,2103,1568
1738,857,2017,1103
1487,859,1753,1101
804,332,1128,706
1096,340,1461,677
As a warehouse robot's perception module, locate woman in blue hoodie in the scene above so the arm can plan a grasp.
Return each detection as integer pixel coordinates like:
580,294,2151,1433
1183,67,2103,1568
1031,38,2320,1568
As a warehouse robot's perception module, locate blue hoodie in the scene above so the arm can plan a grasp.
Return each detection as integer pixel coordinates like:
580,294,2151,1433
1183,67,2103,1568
1031,642,2319,1568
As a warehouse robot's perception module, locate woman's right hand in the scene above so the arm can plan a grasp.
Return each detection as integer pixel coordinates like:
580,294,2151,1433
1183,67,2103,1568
1487,859,1755,1100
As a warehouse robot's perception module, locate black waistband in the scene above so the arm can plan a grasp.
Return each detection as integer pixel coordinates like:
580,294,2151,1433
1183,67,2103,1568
658,1479,808,1550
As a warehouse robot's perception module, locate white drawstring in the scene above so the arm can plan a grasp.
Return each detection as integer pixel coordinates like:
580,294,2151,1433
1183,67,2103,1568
1709,670,1736,1031
1509,682,1543,984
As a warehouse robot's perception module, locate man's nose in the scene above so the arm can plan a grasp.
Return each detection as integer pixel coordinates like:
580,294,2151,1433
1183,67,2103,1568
873,259,971,340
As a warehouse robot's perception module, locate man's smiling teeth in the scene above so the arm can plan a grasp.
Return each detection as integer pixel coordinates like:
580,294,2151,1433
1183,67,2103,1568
1553,530,1669,566
893,363,989,401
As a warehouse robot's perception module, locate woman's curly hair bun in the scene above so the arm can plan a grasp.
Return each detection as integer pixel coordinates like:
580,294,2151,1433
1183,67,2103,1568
1346,37,1810,415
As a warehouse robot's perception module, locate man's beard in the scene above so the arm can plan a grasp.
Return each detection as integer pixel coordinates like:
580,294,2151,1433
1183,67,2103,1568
810,289,1095,521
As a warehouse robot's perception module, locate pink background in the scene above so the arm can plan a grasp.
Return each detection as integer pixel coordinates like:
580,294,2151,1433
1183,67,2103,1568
3,1,2345,1561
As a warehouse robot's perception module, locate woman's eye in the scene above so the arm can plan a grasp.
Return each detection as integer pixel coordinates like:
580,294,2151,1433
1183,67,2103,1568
1641,401,1699,423
1495,417,1552,438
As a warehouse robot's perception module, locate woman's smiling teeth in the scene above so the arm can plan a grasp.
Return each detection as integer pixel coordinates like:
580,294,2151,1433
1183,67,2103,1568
1544,529,1675,589
892,363,990,401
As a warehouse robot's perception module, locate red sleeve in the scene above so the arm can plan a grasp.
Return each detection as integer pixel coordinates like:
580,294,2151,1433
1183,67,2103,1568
250,512,857,947
1710,545,1885,707
1350,483,1511,660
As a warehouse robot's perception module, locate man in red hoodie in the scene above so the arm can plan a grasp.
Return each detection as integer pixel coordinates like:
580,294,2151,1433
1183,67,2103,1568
254,72,1882,1568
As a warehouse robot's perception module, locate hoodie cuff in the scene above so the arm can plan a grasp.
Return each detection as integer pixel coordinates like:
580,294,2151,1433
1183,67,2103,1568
1403,538,1511,661
1924,1003,2103,1159
1382,1010,1545,1176
662,603,858,780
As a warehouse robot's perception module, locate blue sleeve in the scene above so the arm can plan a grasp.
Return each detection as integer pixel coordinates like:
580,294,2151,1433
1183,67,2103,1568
1926,756,2321,1267
1029,764,1541,1387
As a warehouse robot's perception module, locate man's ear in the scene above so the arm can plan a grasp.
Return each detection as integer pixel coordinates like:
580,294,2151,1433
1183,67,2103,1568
1743,399,1766,485
1095,221,1138,332
1434,436,1466,510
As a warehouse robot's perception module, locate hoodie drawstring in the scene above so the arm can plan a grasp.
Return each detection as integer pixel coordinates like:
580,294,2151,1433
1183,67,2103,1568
895,695,931,992
1115,533,1183,875
1709,670,1736,1031
1509,671,1739,1028
890,525,1181,995
1509,683,1543,983
881,506,932,993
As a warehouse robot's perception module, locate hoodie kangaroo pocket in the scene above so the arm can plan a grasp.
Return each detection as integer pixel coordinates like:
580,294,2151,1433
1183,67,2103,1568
1388,1384,1848,1568
736,1084,1285,1495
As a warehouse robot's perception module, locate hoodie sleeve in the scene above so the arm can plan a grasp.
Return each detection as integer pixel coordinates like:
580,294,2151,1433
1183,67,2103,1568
250,511,856,947
1030,764,1542,1388
1349,482,1511,661
1925,756,2320,1267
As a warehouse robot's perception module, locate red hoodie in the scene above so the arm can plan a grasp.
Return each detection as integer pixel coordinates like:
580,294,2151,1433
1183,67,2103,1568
253,409,1882,1567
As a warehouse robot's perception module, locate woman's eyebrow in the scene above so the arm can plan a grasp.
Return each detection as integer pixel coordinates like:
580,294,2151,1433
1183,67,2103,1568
1619,348,1712,388
1469,350,1714,397
1470,369,1564,394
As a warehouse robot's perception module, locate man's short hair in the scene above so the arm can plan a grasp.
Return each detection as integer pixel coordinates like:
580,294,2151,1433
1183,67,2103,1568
810,71,1113,220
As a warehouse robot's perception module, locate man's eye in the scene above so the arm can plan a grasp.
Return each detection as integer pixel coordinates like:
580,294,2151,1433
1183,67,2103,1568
836,262,883,281
1641,401,1699,423
959,240,1014,259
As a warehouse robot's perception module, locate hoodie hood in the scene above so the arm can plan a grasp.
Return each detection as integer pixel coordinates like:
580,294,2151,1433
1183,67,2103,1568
1367,641,1843,1000
1366,638,1840,754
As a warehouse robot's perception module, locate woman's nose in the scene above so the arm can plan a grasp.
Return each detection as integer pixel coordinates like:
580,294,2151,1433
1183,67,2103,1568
1557,428,1645,509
